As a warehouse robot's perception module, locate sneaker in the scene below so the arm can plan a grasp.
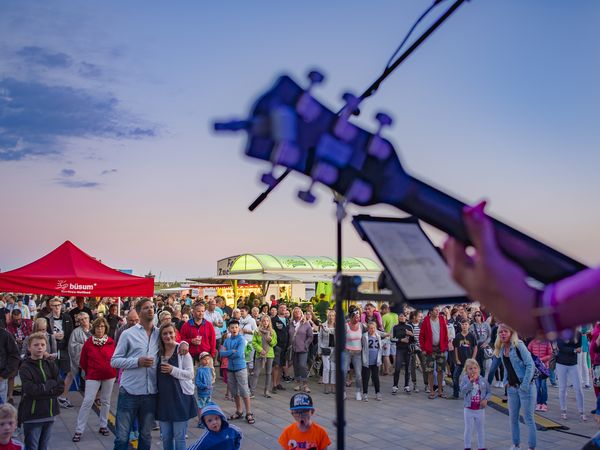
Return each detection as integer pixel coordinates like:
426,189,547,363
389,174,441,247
535,404,542,411
249,393,256,399
560,411,567,420
540,404,548,412
363,393,368,402
276,384,286,391
392,386,399,395
413,383,419,393
355,391,362,401
425,386,431,394
58,397,73,409
404,385,411,394
509,446,520,450
584,384,592,390
591,409,597,415
580,413,588,422
376,392,382,401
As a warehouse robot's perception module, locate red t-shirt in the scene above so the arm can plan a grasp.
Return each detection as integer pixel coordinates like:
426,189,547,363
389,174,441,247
0,439,24,450
278,421,331,450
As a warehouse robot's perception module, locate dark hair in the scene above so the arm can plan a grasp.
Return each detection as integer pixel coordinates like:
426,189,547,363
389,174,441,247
135,298,153,313
228,319,240,327
11,309,21,316
240,305,249,312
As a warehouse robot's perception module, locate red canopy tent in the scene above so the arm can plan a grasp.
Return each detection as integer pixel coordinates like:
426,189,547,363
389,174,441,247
0,241,154,297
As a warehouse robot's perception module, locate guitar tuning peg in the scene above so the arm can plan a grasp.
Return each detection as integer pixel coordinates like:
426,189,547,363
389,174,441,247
334,92,361,142
260,168,277,188
307,70,325,88
297,183,317,204
341,92,361,116
345,179,373,204
296,69,326,123
368,111,394,160
375,112,393,130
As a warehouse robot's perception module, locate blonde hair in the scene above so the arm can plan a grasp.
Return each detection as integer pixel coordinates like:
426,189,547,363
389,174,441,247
33,318,48,332
0,403,17,421
463,358,480,375
28,331,48,347
259,314,272,331
494,323,520,357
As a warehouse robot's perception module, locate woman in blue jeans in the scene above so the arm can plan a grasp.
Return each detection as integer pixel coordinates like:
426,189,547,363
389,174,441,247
496,323,537,450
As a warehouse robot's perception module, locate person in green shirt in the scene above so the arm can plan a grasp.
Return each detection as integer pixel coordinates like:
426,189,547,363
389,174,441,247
381,304,399,376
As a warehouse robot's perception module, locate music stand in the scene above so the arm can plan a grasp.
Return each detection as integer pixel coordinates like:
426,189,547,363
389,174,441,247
352,214,469,308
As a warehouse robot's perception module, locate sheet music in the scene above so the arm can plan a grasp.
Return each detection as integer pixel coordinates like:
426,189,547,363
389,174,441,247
359,220,466,300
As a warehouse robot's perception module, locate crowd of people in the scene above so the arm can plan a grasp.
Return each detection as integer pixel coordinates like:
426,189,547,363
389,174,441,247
0,289,597,449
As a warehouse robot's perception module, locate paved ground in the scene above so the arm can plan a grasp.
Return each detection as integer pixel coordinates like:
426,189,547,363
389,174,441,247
18,373,597,449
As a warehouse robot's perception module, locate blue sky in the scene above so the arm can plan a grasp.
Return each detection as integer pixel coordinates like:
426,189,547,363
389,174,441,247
1,1,599,281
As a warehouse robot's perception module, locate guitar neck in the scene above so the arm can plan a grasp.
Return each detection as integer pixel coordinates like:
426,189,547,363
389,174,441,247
392,176,587,284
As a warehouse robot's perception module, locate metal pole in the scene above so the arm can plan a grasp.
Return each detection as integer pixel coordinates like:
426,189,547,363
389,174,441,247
333,195,346,449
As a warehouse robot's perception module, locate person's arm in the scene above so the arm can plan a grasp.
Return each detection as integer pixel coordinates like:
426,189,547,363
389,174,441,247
110,331,138,369
252,332,263,354
20,364,60,399
518,342,535,386
270,330,277,348
471,335,478,359
482,323,492,347
443,202,600,335
459,373,472,397
170,353,194,380
219,339,234,358
79,341,89,374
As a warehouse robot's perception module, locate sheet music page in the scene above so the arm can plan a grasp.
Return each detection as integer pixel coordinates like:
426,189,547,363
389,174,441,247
359,221,466,300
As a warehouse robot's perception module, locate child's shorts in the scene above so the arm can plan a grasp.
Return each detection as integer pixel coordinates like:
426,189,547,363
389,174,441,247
227,368,250,398
196,394,212,410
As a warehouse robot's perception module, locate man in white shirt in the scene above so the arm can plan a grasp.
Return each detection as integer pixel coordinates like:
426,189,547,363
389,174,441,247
204,299,224,341
111,298,188,450
239,306,257,371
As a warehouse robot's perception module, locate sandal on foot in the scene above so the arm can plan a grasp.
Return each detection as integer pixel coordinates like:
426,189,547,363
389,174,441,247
99,427,110,436
246,413,255,424
72,433,82,442
428,393,436,400
439,392,448,399
229,411,244,420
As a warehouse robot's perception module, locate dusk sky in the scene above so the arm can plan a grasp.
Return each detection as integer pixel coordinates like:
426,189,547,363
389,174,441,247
1,1,599,281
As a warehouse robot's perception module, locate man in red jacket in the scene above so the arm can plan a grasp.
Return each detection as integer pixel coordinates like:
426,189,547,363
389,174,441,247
419,306,449,399
179,302,216,364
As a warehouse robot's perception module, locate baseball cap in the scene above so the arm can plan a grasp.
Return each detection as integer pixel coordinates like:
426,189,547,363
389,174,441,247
199,352,211,360
290,393,314,411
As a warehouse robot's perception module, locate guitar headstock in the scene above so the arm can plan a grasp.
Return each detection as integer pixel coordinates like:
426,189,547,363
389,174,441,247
214,71,409,206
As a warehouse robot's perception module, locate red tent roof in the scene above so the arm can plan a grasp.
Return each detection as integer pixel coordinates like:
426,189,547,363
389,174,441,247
0,241,154,297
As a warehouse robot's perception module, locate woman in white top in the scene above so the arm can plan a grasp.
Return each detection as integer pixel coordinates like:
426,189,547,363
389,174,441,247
345,308,364,401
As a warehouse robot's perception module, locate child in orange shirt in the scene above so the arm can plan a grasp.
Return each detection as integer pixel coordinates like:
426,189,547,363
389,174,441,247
278,393,331,450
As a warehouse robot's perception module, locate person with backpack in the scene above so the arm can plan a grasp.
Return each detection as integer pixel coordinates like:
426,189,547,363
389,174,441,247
527,331,553,412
